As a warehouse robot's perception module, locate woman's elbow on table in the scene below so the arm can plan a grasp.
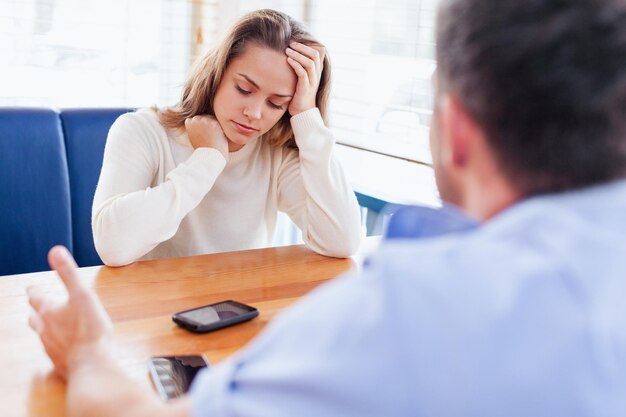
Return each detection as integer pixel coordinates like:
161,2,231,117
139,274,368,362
309,228,362,259
336,230,362,258
92,221,139,267
94,239,137,267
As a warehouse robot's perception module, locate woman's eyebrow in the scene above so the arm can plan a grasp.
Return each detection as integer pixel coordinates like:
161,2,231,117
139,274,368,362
237,73,293,98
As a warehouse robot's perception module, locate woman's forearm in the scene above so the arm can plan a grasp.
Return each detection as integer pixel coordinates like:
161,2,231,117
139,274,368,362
282,108,362,257
93,149,226,266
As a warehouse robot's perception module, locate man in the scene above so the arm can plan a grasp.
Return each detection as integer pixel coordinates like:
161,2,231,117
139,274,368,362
27,0,626,415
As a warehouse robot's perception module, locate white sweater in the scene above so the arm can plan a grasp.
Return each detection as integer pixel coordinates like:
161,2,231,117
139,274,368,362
92,108,362,266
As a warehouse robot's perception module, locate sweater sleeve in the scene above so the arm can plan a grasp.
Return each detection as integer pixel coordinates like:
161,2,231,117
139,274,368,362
277,108,362,258
92,113,226,266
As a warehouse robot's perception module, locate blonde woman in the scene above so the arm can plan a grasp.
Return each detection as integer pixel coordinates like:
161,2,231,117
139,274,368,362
92,9,361,266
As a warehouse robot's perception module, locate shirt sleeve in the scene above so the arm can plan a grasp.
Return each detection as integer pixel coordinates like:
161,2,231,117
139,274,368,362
91,112,226,266
277,108,362,258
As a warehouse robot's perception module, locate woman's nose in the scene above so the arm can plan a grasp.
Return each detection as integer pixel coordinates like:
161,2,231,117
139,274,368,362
243,100,262,120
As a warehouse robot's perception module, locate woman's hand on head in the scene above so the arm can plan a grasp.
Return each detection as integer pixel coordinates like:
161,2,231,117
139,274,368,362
185,115,229,159
286,42,325,116
27,246,113,380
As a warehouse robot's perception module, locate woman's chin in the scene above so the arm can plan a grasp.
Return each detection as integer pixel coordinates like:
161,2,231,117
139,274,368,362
226,132,260,152
227,141,244,152
226,136,249,152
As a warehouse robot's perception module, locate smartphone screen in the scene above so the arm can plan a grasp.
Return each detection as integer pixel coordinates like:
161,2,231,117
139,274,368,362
148,355,209,400
172,300,259,333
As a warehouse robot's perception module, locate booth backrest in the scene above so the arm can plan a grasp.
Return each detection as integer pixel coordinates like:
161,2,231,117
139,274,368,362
0,107,132,276
60,109,132,267
0,108,74,275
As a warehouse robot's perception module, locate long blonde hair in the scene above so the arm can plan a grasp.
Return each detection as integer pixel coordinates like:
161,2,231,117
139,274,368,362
158,9,331,148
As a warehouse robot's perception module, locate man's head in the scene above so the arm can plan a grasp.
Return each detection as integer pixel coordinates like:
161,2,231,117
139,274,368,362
431,0,626,218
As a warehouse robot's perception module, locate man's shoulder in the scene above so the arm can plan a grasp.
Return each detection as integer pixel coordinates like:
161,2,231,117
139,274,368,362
366,228,521,301
370,205,576,287
368,183,626,307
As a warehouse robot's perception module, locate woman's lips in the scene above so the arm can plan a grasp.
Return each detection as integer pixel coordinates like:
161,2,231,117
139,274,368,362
232,121,259,135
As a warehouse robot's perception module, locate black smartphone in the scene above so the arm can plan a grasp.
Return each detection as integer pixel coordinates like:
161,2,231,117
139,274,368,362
172,300,259,333
148,355,210,400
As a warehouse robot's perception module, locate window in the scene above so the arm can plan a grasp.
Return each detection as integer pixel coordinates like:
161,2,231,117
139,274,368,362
308,0,437,164
0,0,218,108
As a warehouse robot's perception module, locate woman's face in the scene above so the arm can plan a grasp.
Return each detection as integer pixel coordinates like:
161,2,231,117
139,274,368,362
213,44,297,151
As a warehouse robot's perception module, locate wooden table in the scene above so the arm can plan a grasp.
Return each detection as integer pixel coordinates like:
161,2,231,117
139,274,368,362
0,242,378,417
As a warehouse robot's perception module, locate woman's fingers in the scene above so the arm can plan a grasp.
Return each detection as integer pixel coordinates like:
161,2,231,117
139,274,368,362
311,45,325,64
185,115,228,156
285,42,326,116
286,48,314,76
286,42,325,81
287,56,310,84
289,42,324,69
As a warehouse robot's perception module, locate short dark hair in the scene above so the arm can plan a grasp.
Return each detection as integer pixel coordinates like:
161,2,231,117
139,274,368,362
437,0,626,195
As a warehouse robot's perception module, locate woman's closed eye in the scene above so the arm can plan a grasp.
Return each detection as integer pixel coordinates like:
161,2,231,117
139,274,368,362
267,101,284,110
235,85,251,95
236,84,286,110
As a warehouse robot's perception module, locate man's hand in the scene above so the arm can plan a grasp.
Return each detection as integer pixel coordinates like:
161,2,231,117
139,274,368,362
27,246,113,380
285,42,326,116
185,115,229,159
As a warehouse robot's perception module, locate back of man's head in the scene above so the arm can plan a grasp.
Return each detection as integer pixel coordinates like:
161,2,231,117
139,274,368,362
437,0,626,195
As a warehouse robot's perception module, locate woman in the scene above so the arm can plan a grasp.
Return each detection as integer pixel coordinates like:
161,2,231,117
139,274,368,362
92,9,362,266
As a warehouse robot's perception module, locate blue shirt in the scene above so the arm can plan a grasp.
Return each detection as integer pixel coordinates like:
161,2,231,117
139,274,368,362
190,180,626,416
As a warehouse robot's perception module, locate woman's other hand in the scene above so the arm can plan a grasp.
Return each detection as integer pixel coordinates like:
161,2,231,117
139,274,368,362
185,115,229,158
286,42,325,116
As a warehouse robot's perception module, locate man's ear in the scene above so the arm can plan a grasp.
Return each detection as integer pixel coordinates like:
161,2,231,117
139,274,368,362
440,95,480,167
